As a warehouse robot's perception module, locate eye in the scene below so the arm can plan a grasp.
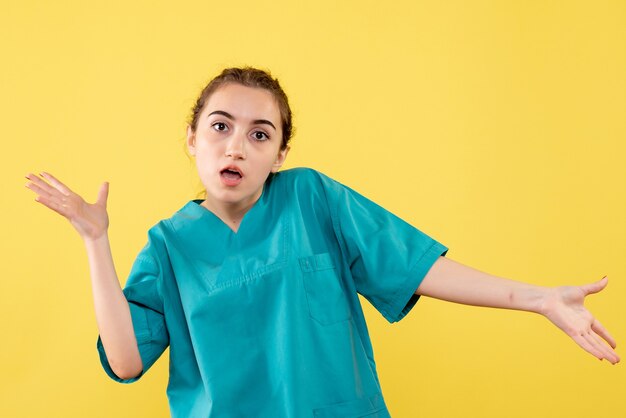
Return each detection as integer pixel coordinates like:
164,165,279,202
252,130,269,141
212,122,228,132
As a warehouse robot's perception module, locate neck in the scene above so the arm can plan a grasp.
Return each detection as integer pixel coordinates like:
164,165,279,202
201,190,262,233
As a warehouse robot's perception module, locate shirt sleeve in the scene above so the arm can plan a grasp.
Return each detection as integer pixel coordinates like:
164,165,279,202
96,226,170,383
319,172,449,323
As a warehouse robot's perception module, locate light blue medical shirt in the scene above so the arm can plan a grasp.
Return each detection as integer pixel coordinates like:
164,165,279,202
97,167,448,417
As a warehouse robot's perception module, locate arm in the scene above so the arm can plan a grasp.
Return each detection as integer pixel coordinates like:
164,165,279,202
417,256,620,364
84,234,143,379
26,172,143,379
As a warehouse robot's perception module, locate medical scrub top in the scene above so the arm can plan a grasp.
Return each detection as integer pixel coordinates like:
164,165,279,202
97,167,448,418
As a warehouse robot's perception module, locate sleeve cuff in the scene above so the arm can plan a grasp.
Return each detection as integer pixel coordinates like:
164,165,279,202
96,303,167,384
96,336,145,384
383,241,449,323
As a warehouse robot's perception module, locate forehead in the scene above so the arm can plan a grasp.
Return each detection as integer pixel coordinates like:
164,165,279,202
203,83,281,122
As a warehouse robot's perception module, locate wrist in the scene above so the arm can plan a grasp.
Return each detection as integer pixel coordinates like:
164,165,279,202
82,232,109,248
511,283,554,314
535,286,558,316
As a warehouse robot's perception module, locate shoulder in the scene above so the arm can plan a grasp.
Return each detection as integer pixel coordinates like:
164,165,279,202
154,200,207,235
269,167,344,221
272,167,341,194
137,219,171,259
140,201,201,249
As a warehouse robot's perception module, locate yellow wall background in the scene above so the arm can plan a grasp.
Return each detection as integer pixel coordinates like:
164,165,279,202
1,1,624,416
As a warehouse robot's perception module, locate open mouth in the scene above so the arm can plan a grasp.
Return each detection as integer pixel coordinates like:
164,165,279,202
221,168,242,179
220,167,243,182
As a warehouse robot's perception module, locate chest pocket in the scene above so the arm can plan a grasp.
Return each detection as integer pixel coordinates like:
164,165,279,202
300,253,352,326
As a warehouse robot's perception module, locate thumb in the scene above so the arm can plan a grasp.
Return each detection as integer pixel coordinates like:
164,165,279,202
581,276,608,296
97,181,109,207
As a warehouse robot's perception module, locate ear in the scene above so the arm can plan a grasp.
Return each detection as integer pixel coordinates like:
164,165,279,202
271,146,290,173
186,125,196,156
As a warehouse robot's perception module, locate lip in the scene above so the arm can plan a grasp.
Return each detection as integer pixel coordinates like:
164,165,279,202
219,165,244,187
219,165,244,176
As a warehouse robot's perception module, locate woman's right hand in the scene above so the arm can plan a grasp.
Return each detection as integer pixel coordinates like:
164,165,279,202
26,172,110,241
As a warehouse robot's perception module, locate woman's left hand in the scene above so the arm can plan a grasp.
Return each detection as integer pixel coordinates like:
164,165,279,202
541,276,620,364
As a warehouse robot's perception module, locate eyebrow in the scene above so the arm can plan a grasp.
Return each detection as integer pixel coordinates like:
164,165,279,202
208,110,277,131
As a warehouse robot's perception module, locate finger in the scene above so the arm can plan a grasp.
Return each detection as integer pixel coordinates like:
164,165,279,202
573,333,605,361
40,172,72,196
583,331,620,364
97,182,109,207
585,331,620,365
26,175,71,208
26,173,63,198
592,319,617,349
25,180,55,200
34,194,68,217
581,276,608,296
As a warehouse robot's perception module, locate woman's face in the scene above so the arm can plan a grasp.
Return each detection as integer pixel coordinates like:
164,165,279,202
187,83,289,214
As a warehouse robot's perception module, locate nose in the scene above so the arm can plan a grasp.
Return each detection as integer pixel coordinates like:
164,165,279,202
224,131,246,160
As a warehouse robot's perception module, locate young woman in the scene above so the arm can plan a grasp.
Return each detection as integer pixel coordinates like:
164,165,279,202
25,67,619,418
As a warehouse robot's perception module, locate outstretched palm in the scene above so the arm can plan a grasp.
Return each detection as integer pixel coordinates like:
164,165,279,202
26,172,109,241
542,277,620,364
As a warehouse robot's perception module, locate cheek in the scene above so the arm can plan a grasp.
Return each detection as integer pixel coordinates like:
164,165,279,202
255,150,279,166
195,139,223,159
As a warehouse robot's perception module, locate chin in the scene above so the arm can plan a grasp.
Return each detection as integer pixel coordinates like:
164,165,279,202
214,189,249,203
